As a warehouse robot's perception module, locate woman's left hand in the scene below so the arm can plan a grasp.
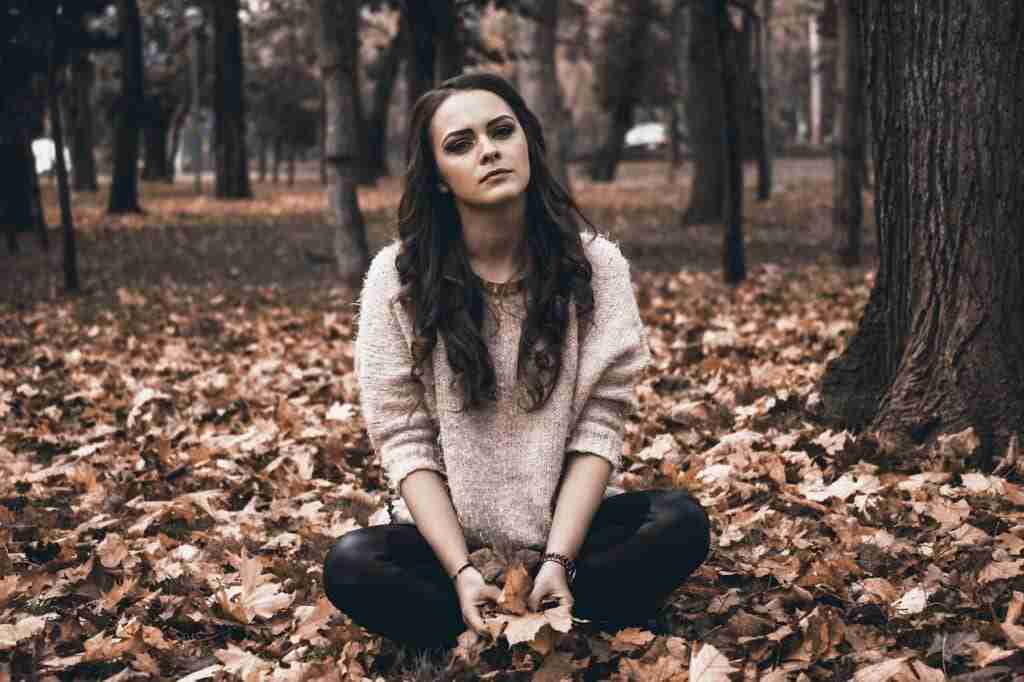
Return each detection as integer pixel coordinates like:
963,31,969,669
528,560,574,613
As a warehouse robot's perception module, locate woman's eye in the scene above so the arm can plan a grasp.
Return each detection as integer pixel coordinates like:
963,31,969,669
446,139,471,154
493,126,514,138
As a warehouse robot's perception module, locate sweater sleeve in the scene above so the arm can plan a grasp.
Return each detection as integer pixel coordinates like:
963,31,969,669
354,247,446,495
565,239,652,471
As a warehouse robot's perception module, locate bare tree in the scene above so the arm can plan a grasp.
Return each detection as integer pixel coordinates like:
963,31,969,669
313,0,369,284
108,0,145,214
212,0,253,198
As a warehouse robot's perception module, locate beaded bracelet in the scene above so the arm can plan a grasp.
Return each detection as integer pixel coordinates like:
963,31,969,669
452,560,474,581
540,552,577,584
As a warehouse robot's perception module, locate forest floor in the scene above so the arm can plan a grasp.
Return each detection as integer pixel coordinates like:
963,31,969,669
2,160,1023,681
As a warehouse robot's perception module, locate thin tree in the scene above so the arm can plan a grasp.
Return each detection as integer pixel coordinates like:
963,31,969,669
313,0,369,284
517,0,573,193
212,0,252,198
67,18,99,193
47,15,78,292
108,0,145,214
819,0,1024,460
831,0,864,266
755,0,773,200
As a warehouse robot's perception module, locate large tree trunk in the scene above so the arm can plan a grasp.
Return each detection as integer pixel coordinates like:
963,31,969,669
67,44,99,193
517,0,573,193
107,0,145,214
819,1,1024,459
314,0,369,284
832,0,864,266
404,1,437,107
682,2,728,224
213,0,252,199
667,0,689,182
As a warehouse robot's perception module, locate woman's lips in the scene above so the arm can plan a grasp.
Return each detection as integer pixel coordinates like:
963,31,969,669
481,170,512,183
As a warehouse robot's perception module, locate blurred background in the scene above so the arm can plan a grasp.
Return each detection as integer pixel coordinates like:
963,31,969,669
2,0,870,302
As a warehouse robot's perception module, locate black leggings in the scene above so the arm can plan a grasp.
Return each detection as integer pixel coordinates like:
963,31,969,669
322,489,712,650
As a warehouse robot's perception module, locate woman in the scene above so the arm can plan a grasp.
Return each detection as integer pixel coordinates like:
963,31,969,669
323,73,710,652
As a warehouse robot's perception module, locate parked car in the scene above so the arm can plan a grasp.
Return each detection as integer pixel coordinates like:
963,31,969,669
32,138,72,176
624,122,668,151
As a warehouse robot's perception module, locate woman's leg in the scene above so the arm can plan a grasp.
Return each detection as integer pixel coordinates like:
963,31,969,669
570,489,711,629
323,523,465,650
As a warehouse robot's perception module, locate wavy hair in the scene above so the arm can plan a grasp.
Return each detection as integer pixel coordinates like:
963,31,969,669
394,72,598,416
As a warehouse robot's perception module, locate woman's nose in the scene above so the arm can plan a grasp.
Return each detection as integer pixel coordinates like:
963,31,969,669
480,141,500,163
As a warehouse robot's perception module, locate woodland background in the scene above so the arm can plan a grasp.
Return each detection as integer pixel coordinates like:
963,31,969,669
2,1,1023,681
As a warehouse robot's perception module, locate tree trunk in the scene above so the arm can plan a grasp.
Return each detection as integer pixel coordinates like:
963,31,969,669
832,0,864,266
167,98,188,183
517,0,573,193
668,0,689,182
682,2,728,224
366,18,406,181
819,0,1024,460
717,0,745,283
432,0,462,82
48,32,78,292
67,43,99,193
0,122,44,254
757,0,774,200
588,0,650,183
404,0,436,107
287,143,296,186
808,15,823,146
258,136,268,182
272,136,282,184
141,111,173,182
314,0,369,284
108,0,145,214
213,0,252,199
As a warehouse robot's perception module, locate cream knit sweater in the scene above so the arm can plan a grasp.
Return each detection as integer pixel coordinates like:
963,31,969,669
353,233,651,551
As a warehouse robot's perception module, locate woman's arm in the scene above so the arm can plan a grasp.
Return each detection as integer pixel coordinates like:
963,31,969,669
544,451,612,560
401,469,472,577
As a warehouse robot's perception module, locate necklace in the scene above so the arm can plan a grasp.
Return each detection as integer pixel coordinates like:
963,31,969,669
473,259,530,298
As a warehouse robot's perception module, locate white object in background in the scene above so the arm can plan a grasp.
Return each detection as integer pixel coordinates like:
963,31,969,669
624,122,667,149
31,138,72,175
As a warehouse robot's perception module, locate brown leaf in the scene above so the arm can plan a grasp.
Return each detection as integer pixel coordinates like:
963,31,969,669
498,563,531,616
96,533,129,569
689,642,737,682
610,627,656,652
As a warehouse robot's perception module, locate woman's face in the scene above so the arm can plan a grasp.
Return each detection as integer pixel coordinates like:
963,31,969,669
429,89,532,210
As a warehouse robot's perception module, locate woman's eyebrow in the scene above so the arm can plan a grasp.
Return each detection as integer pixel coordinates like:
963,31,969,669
442,115,515,145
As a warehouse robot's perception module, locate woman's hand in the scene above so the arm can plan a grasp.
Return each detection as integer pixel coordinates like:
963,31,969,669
527,561,574,613
454,567,502,636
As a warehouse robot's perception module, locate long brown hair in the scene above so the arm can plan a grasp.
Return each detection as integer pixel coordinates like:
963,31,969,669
394,72,598,415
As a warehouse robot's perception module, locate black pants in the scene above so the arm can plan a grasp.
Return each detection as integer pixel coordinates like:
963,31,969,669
322,489,711,651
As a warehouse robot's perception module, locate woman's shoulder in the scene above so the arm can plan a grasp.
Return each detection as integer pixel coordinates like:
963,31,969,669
580,231,632,282
361,239,405,303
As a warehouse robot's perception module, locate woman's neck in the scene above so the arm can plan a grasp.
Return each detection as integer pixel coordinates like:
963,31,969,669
457,197,530,283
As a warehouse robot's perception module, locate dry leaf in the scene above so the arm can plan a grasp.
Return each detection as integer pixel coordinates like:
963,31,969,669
689,642,737,682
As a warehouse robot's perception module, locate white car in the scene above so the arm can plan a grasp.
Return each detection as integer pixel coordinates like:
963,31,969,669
32,138,72,175
624,122,667,150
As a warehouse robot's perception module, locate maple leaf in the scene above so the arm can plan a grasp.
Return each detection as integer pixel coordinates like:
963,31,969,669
610,626,656,652
497,563,531,615
99,575,138,612
215,643,273,678
290,597,335,644
689,642,737,681
217,548,295,623
491,604,573,647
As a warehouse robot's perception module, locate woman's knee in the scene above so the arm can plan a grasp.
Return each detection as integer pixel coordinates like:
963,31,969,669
323,528,380,600
653,490,711,558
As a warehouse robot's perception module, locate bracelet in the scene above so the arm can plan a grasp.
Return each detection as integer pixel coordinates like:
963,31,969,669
540,552,577,584
452,560,474,581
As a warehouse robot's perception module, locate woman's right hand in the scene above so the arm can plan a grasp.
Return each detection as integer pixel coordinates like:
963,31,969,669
454,566,502,636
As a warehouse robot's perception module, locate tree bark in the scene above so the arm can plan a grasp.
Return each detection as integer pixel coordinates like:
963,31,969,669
668,0,690,182
314,0,369,284
213,0,252,199
67,43,99,193
819,0,1024,459
404,0,437,107
517,0,573,193
107,0,145,214
832,0,864,266
682,2,728,224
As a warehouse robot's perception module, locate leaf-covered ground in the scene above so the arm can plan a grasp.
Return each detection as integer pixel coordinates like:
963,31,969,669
2,162,1023,681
